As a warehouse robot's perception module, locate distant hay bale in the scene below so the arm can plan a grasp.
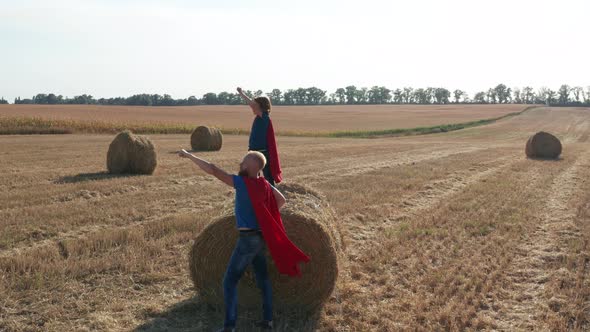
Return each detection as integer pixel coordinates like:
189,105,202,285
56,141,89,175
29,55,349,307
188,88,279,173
525,131,562,159
189,183,342,312
191,126,222,151
107,130,157,174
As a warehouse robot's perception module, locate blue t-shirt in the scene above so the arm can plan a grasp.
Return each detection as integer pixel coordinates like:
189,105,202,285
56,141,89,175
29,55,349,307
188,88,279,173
249,112,270,150
233,175,260,229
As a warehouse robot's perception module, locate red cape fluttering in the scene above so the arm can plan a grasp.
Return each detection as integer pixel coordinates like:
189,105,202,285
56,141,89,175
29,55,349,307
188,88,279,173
266,119,283,184
242,176,309,276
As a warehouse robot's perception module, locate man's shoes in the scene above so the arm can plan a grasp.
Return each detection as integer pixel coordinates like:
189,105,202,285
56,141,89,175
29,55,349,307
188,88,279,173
255,320,273,330
215,328,235,332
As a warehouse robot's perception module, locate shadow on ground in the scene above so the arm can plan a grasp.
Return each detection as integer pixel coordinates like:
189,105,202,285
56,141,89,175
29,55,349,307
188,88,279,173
55,171,141,184
134,296,321,332
526,156,564,162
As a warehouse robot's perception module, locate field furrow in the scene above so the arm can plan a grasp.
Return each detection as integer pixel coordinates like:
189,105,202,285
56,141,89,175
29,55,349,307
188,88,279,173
343,153,519,261
490,147,590,331
326,156,552,330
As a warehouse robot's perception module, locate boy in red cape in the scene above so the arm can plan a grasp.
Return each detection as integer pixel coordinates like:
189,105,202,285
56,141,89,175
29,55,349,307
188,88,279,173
178,149,309,332
237,87,282,185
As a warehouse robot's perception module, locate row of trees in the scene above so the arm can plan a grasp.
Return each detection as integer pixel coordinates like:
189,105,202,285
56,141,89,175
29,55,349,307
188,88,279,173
0,97,8,104
7,84,590,106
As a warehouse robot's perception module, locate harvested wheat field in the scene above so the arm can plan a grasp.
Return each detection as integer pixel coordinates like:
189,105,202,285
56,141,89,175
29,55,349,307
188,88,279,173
1,106,590,331
0,104,525,134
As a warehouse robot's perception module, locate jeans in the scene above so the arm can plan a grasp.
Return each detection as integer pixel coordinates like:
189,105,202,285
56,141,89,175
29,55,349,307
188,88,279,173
223,234,273,328
262,163,275,186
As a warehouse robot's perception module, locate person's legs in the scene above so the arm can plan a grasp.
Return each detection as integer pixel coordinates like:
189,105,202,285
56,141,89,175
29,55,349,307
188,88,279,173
252,247,273,323
261,151,275,186
263,165,274,186
223,237,259,328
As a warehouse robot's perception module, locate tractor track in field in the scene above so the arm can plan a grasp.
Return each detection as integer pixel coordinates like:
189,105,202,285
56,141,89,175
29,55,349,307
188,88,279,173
284,145,439,180
1,174,219,211
328,151,528,332
0,176,223,246
343,153,520,260
291,145,490,183
0,199,224,260
491,149,590,331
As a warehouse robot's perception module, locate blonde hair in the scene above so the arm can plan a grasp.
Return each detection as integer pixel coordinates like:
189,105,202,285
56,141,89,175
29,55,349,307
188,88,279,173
247,151,267,171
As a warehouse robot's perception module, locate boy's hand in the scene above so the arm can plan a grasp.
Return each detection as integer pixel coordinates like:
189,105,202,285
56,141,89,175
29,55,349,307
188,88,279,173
178,149,191,158
236,87,243,94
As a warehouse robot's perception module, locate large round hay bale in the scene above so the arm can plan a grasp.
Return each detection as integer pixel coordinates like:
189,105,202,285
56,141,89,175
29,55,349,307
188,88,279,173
189,183,342,312
107,130,157,174
191,126,223,151
525,131,562,159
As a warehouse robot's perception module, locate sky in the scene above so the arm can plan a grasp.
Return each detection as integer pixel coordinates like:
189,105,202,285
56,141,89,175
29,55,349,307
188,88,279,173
1,0,589,102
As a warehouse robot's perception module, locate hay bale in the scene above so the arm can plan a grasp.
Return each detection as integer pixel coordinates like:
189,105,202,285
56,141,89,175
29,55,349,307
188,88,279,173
525,131,562,159
107,130,157,174
189,183,342,312
191,126,223,151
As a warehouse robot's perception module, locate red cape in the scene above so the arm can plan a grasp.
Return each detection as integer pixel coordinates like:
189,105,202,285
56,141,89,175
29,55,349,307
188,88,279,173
242,177,309,276
266,119,283,184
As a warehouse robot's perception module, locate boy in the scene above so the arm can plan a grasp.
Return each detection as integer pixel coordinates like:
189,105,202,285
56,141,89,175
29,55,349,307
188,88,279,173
237,87,282,186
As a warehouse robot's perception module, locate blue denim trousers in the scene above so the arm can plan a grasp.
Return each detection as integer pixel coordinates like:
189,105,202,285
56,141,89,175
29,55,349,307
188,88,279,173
223,234,273,328
260,151,275,187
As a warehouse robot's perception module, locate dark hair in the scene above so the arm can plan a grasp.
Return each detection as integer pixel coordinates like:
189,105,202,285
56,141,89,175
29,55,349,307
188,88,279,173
254,96,272,114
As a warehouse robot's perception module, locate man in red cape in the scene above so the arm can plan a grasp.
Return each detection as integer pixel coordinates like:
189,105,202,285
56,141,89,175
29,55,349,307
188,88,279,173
178,149,309,332
237,87,282,185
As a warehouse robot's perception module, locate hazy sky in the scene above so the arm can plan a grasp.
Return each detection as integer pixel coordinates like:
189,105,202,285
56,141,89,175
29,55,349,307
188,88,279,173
1,0,588,101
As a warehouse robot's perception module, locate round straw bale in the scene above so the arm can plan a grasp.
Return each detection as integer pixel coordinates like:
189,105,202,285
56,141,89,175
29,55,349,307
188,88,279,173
189,183,342,312
525,131,562,159
210,128,223,150
107,130,157,174
191,126,223,151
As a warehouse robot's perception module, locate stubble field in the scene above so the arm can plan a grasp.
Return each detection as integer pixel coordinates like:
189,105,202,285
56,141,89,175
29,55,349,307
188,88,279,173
0,104,525,134
1,106,589,331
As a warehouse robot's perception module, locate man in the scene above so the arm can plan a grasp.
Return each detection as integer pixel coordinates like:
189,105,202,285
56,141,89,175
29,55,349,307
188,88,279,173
178,149,309,331
236,87,282,186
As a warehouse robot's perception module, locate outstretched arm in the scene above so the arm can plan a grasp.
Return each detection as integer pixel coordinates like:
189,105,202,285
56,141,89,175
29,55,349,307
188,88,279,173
236,87,255,107
178,149,233,187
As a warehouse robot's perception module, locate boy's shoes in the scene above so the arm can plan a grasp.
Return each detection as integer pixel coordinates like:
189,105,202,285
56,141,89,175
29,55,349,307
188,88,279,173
255,320,273,330
215,321,272,331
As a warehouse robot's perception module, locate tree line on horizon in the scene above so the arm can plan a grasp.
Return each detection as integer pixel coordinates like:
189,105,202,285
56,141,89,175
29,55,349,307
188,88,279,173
4,84,590,106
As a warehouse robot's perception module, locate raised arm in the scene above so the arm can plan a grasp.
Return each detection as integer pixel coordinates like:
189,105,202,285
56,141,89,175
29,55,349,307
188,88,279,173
178,149,233,187
236,87,255,106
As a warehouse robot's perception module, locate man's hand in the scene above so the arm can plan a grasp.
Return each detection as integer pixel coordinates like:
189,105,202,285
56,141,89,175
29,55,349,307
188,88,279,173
178,149,191,158
236,87,254,106
178,148,233,187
